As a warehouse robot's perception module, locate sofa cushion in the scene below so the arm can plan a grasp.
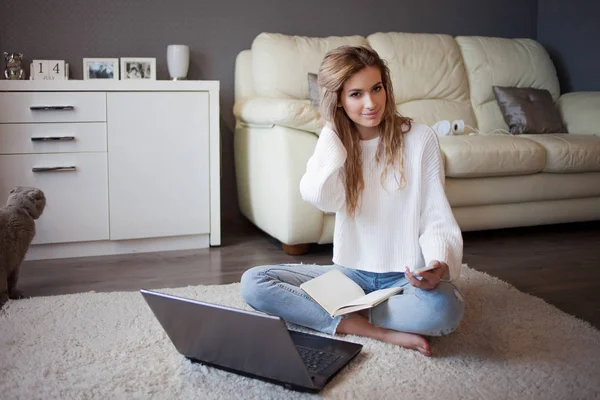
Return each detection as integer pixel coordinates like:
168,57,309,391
520,134,600,173
251,33,368,99
457,36,560,135
493,86,565,134
233,98,323,134
367,32,477,130
557,92,600,136
307,73,320,107
439,135,546,178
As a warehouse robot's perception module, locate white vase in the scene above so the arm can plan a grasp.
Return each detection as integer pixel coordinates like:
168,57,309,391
167,45,190,80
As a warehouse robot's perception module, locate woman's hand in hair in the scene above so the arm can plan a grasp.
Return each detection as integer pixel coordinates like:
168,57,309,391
405,261,448,290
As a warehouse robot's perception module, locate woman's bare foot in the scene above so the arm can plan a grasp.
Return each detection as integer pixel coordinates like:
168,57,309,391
337,312,431,356
380,330,431,356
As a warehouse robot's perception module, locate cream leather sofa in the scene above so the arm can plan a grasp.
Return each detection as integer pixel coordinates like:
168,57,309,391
234,32,600,254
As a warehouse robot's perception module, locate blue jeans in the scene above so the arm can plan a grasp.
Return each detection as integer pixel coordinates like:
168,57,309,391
240,264,465,336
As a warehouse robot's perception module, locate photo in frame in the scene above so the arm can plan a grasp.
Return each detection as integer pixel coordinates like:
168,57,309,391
120,57,156,80
83,58,119,80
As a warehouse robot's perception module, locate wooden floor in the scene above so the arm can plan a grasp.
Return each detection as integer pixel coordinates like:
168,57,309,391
19,219,600,329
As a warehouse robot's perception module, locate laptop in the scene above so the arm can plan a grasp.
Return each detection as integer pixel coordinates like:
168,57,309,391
140,289,363,393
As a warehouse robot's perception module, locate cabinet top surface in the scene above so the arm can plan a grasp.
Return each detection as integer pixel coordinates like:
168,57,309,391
0,80,219,92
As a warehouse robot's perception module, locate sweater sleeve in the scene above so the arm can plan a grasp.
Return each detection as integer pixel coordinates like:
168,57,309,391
418,128,463,281
299,126,347,213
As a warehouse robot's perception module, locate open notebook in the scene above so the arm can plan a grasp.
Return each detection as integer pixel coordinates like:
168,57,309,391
300,269,403,318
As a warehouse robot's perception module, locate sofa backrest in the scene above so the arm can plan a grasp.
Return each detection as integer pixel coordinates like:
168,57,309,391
457,36,561,134
251,32,368,99
235,50,255,101
239,32,561,136
367,32,477,129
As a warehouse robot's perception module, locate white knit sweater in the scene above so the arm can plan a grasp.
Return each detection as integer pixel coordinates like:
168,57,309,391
299,123,463,281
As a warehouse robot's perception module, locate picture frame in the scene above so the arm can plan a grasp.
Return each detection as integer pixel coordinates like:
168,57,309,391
120,57,157,80
83,58,119,80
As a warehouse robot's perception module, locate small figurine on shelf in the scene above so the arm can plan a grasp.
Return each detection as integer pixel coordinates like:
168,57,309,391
3,52,26,80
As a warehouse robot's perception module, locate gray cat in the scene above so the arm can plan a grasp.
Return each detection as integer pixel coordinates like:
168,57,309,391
0,186,46,309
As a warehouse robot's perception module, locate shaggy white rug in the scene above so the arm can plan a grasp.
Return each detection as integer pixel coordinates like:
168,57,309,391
1,266,599,400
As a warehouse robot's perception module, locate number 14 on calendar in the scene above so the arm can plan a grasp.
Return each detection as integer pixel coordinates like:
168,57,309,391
31,60,69,80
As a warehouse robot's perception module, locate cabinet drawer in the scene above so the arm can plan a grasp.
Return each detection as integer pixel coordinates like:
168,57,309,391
0,92,106,123
0,153,109,244
0,123,107,154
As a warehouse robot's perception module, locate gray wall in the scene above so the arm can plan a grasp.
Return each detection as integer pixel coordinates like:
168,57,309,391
1,0,537,223
537,0,600,93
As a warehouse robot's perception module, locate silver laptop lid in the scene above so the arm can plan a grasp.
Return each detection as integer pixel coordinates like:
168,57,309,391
141,289,315,388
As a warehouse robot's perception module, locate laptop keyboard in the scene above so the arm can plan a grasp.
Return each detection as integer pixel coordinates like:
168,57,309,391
295,346,341,374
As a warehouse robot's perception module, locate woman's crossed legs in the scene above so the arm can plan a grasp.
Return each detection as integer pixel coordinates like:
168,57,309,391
240,264,464,356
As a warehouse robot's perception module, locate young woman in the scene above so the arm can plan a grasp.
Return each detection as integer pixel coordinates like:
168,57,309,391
240,46,464,356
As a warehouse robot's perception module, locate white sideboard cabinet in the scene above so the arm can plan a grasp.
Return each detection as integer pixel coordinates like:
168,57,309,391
0,81,220,260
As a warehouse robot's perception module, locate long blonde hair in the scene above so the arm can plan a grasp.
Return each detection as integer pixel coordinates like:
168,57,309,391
317,46,412,217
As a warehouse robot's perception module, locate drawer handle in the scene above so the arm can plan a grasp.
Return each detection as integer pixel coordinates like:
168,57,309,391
30,105,75,111
32,166,76,172
31,136,75,142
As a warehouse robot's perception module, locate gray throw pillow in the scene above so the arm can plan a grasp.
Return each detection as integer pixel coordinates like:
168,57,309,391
308,72,320,108
493,86,566,134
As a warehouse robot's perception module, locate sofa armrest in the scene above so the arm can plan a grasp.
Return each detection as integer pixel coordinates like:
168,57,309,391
234,124,325,245
233,97,323,134
557,92,600,135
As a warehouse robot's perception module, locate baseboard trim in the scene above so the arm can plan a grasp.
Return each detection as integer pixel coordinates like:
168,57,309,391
26,234,211,260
